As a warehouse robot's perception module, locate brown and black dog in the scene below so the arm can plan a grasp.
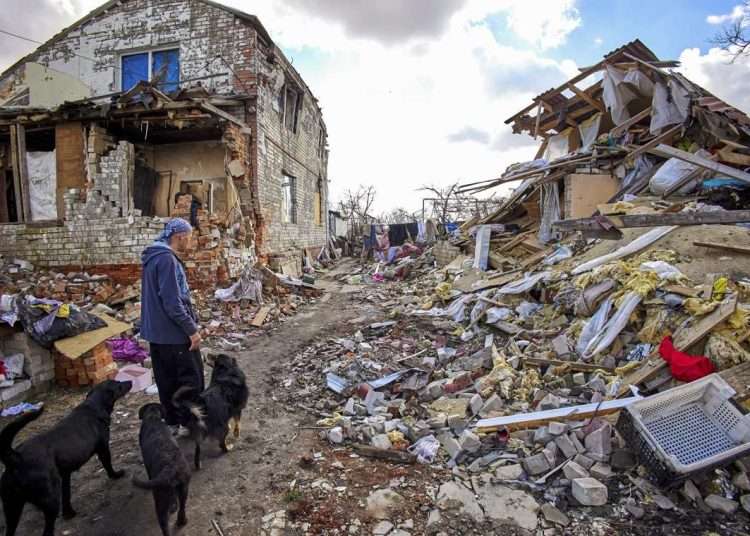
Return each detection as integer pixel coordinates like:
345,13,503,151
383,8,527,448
173,354,248,469
133,403,191,536
0,379,132,536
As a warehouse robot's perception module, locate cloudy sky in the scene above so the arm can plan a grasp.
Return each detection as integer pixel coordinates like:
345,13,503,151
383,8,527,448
1,0,749,214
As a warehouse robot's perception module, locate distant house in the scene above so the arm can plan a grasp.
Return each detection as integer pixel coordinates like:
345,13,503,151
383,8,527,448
0,0,328,282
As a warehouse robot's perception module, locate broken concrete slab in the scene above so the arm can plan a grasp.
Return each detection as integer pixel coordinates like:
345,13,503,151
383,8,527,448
436,481,484,523
494,464,524,480
540,502,570,527
366,488,404,520
458,430,482,453
477,484,539,532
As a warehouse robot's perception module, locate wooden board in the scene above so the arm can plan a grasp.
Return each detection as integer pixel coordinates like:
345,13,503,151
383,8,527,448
53,313,132,359
55,122,86,219
647,143,750,184
250,306,271,327
9,125,23,221
555,209,750,233
694,241,750,255
564,173,620,219
617,294,738,397
15,124,31,222
719,361,750,403
523,357,615,373
663,284,701,298
476,397,640,432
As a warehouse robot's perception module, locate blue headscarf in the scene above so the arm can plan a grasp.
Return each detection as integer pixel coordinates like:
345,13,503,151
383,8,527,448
155,218,193,244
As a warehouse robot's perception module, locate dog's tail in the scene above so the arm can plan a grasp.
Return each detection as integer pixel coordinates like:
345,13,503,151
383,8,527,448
132,467,177,490
172,386,206,431
0,407,43,467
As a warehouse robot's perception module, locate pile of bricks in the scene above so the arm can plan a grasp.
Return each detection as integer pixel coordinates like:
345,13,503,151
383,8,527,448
54,342,118,387
172,194,241,287
0,257,139,307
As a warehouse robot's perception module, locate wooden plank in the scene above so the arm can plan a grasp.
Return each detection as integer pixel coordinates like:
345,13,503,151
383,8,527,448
610,106,652,137
519,249,551,269
523,357,615,373
647,144,750,184
476,397,640,432
554,209,750,233
250,305,271,327
663,284,701,298
55,122,86,219
199,101,250,129
496,231,533,253
627,125,682,160
0,166,7,222
564,173,620,219
717,146,750,166
15,124,31,222
622,52,671,76
53,314,132,359
719,361,750,403
9,125,24,221
567,83,605,113
616,294,738,397
673,293,737,351
694,241,750,255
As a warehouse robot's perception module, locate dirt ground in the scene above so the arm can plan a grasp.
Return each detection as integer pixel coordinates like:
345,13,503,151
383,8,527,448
0,261,372,536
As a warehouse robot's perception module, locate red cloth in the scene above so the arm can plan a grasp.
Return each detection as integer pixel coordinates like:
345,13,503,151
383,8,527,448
659,336,715,382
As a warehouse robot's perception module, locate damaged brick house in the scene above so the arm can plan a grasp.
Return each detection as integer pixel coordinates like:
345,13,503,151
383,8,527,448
0,0,329,285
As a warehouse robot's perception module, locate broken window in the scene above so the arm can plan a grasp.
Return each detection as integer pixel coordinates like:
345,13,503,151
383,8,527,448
121,48,180,92
281,84,302,133
281,173,296,223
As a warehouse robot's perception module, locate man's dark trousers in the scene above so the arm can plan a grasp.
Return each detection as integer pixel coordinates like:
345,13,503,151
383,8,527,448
150,343,205,426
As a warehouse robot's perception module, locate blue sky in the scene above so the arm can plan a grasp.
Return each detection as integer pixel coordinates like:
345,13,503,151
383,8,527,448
2,0,748,214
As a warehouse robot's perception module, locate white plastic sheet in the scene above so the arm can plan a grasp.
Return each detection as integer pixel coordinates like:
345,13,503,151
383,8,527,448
602,66,637,125
538,182,561,244
622,155,654,189
26,150,57,221
408,434,440,464
649,150,712,195
543,245,573,265
473,225,491,271
650,79,690,135
584,292,642,358
572,226,677,275
544,129,571,161
640,261,684,281
485,307,512,323
516,301,542,320
578,113,603,151
497,271,552,294
576,296,613,357
623,69,654,97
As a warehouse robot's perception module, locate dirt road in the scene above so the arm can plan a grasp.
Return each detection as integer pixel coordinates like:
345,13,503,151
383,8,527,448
3,265,366,536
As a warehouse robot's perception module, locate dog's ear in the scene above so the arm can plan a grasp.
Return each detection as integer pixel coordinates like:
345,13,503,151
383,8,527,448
138,405,148,420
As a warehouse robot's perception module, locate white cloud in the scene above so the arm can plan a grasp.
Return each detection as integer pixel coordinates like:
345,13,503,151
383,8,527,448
706,5,748,25
594,37,603,46
503,0,581,49
224,0,579,212
678,46,750,113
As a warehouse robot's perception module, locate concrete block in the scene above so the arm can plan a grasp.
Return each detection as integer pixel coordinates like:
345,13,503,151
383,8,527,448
572,477,608,506
584,424,612,462
590,462,613,480
563,461,590,480
573,454,595,471
555,434,578,459
459,430,481,453
705,494,738,514
548,421,568,436
523,453,551,476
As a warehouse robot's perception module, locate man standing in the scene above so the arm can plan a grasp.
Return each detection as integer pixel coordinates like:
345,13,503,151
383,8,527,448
140,218,204,435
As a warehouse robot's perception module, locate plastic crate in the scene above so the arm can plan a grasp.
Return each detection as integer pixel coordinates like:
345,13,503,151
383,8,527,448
616,374,750,487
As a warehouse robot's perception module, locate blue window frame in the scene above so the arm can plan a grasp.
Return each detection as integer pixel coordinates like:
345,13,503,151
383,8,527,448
121,48,180,92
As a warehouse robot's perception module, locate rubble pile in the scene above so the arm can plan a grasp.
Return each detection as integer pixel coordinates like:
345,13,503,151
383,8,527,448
275,221,750,533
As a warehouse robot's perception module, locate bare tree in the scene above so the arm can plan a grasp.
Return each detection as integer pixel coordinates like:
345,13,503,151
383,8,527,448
712,2,750,59
379,207,419,224
338,185,376,226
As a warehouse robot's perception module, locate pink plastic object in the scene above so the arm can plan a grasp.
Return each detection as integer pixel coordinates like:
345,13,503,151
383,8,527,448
115,365,153,393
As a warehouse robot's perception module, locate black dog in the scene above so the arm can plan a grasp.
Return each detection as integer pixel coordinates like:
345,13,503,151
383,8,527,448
133,403,191,536
173,354,248,469
0,379,132,536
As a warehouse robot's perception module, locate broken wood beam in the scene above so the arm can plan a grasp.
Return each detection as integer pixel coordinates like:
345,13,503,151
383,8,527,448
610,106,652,137
626,125,683,160
554,209,750,234
350,444,416,464
647,143,750,184
693,241,750,255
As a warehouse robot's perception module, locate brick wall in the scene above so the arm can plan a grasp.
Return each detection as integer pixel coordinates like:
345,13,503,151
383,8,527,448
0,0,263,99
0,217,161,269
253,56,329,257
